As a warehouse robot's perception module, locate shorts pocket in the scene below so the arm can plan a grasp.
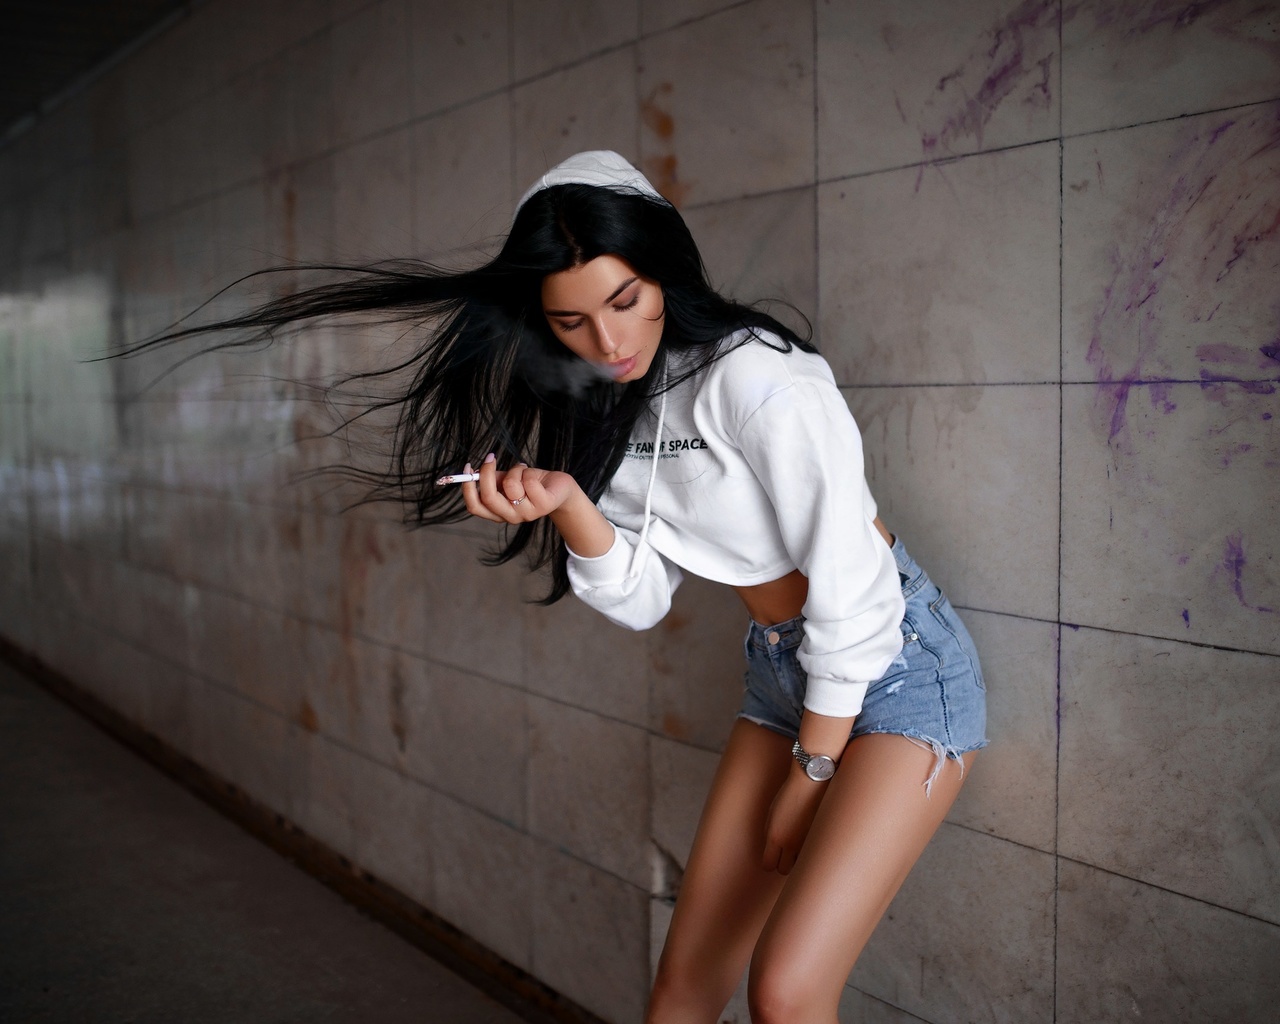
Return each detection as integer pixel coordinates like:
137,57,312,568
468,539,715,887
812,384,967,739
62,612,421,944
895,609,943,676
928,590,986,692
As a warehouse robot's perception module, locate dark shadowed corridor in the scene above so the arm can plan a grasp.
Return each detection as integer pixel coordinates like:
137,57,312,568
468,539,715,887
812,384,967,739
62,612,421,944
0,661,527,1024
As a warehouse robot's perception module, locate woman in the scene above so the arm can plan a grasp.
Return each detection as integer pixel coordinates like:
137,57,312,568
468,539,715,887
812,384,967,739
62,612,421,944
148,150,986,1023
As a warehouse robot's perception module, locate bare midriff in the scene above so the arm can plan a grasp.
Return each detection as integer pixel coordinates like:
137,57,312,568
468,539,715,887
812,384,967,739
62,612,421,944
732,517,895,626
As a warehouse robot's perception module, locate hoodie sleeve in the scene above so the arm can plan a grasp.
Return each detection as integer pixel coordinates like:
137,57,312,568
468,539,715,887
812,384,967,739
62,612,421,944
733,376,905,719
565,525,684,630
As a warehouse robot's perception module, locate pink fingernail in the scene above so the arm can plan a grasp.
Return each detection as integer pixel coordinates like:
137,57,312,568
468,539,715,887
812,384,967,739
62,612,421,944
463,462,473,474
483,452,495,464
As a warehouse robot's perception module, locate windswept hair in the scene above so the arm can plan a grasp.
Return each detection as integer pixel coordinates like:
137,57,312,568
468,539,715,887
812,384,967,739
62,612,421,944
127,183,814,601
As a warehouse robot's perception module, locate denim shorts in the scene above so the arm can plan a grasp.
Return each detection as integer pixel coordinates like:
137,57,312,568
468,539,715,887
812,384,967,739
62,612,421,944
739,537,988,791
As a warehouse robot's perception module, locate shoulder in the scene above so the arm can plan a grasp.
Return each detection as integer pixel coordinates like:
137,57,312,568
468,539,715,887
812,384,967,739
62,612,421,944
694,330,838,431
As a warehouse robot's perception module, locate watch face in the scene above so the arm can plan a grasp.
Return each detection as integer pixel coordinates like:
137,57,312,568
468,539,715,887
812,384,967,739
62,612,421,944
806,755,836,782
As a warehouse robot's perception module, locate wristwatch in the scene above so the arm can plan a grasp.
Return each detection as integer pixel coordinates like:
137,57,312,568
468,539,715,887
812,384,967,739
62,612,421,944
791,740,838,782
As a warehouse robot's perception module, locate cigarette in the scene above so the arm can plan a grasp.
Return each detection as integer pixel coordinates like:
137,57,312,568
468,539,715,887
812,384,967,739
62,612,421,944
436,472,481,485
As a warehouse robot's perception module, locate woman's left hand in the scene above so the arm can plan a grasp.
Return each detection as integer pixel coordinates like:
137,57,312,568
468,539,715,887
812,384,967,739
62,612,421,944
761,771,829,875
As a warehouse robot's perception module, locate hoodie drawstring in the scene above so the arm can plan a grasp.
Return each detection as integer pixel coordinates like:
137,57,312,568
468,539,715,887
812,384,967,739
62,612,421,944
627,376,667,580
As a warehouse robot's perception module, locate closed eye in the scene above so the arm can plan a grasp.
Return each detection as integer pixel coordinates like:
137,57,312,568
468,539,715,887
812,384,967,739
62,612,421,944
613,293,640,312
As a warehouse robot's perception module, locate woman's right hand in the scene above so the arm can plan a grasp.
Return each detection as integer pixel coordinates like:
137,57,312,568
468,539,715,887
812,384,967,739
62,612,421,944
462,452,618,558
461,453,578,525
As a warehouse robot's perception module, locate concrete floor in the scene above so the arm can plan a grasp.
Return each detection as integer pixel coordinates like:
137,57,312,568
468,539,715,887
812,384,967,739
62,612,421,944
0,661,529,1024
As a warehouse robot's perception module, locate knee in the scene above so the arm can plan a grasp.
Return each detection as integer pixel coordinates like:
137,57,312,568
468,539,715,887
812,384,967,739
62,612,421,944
747,963,825,1024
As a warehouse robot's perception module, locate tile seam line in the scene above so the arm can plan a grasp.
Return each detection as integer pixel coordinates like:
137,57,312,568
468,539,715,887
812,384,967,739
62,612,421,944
641,0,757,40
809,94,1280,190
509,0,758,87
943,818,1056,859
1056,622,1280,660
843,986,931,1023
1061,94,1280,142
1054,92,1066,1019
1053,852,1280,930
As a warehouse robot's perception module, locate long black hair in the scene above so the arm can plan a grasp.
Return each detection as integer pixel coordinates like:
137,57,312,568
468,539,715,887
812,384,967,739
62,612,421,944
125,182,814,601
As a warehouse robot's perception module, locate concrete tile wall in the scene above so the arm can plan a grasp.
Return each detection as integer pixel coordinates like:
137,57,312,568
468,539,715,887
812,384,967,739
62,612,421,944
1,1,1276,1021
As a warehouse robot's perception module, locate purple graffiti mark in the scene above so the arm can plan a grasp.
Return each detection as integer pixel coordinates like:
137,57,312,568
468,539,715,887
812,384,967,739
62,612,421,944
1182,608,1191,626
1223,532,1247,602
910,0,1058,178
1198,382,1278,446
1220,441,1255,466
1197,343,1253,364
1086,103,1280,449
1178,554,1190,565
1208,120,1236,145
909,0,1274,186
1149,380,1177,413
1217,532,1277,614
1219,206,1280,281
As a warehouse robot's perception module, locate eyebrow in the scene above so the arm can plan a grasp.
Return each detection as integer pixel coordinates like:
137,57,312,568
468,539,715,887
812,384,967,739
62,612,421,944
544,276,638,317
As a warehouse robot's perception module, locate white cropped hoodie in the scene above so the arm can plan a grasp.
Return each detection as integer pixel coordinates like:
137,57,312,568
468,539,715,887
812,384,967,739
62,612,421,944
525,153,905,719
566,335,905,719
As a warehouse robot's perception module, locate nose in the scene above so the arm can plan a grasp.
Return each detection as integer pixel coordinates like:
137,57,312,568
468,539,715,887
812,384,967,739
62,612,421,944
593,317,619,355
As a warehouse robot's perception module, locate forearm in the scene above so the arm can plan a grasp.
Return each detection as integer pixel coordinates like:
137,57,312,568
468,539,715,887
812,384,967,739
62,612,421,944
550,483,616,557
794,709,856,777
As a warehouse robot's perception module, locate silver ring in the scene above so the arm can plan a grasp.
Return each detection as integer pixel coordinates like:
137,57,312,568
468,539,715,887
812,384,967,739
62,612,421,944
511,497,524,506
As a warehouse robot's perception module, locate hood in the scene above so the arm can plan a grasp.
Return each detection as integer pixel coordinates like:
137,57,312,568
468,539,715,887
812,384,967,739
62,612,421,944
515,150,666,218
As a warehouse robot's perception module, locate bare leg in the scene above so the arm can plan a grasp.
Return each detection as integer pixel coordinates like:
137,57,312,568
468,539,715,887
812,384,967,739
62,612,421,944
647,720,793,1024
747,734,975,1024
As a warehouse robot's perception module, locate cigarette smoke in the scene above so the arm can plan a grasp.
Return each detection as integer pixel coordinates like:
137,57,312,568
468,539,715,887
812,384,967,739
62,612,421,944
517,341,616,396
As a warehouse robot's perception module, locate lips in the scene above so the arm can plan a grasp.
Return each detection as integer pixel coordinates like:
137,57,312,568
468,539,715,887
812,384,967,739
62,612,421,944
607,355,638,378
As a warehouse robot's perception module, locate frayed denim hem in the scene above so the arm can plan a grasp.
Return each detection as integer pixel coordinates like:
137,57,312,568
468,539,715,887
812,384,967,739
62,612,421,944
860,730,989,797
